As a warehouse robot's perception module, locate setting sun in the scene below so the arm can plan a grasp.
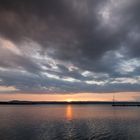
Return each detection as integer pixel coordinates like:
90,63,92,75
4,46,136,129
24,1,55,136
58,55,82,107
66,99,73,102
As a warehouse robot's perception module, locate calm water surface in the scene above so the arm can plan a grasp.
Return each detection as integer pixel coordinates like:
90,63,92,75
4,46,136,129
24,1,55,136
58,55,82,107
0,105,140,140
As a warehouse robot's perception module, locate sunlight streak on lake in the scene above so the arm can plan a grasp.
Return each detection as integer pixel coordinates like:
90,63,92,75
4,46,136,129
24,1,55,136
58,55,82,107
66,105,73,120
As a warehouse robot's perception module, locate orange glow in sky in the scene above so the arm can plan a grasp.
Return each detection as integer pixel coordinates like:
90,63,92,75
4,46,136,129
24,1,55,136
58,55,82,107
0,92,139,101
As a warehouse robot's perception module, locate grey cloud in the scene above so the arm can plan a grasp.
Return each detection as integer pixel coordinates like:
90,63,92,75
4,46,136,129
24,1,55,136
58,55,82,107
0,0,140,93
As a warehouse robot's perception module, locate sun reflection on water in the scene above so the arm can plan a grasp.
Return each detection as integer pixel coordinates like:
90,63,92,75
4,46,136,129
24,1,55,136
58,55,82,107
66,105,73,121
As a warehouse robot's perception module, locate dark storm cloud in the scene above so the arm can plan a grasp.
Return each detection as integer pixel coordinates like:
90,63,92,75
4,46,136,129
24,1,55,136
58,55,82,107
0,0,140,93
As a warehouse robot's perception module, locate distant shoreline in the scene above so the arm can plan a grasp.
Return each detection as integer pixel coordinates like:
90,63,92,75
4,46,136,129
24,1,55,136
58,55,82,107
0,100,140,106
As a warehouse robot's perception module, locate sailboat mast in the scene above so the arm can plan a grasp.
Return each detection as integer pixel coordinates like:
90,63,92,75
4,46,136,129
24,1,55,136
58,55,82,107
113,93,115,105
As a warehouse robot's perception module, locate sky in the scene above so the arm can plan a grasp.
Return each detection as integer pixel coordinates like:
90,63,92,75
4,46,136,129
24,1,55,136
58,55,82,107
0,0,140,101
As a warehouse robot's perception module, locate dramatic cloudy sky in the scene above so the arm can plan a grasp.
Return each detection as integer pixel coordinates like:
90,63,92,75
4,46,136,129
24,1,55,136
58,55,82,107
0,0,140,100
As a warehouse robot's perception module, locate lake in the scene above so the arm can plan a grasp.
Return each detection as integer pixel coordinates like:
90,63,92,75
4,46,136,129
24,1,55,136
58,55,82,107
0,105,140,140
